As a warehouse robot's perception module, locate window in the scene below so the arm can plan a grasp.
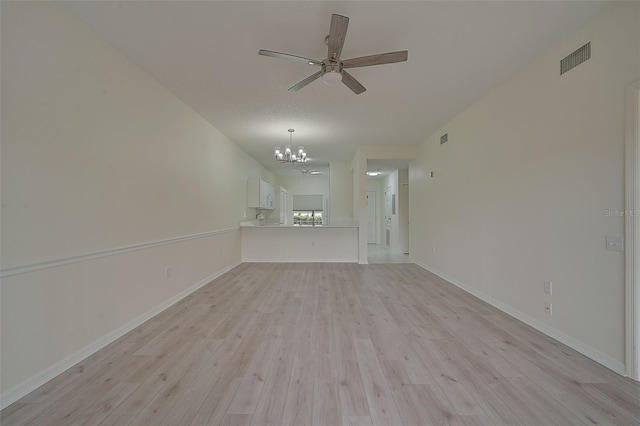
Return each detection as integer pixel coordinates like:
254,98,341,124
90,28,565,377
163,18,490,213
293,211,323,226
293,195,323,226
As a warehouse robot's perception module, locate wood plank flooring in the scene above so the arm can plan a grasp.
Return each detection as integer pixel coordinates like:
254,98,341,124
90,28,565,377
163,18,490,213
2,263,639,425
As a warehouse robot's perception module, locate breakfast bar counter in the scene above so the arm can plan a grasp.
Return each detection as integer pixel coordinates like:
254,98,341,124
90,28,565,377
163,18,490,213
240,224,359,263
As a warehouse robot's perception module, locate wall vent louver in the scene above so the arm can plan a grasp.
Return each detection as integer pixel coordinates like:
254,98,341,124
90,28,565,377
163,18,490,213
560,42,591,75
440,133,448,144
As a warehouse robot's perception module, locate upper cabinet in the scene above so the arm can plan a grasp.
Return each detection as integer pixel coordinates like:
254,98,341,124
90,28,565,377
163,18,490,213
247,178,275,209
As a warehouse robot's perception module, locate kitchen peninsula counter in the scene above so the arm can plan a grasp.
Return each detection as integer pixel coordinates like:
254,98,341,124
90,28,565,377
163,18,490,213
240,223,359,262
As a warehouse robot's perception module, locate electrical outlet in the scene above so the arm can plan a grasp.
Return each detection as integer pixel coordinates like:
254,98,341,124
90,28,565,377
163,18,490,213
544,302,552,316
165,266,172,279
544,281,553,295
606,235,623,252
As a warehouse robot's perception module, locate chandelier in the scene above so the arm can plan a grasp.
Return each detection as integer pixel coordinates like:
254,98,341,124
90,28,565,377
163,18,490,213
275,129,307,164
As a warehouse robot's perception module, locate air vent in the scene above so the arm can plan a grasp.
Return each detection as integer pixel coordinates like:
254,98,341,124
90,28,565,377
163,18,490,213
440,133,448,144
560,42,591,75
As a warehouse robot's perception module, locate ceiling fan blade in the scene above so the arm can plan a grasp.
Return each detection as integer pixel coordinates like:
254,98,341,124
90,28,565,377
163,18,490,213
258,49,322,66
328,14,349,61
342,50,408,68
341,70,366,95
288,70,323,92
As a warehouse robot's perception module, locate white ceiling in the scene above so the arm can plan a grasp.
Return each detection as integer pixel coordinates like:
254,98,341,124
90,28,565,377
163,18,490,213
61,1,608,176
367,159,411,177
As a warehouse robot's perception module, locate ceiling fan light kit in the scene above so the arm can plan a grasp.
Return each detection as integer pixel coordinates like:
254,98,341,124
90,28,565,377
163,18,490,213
322,70,342,86
259,14,408,95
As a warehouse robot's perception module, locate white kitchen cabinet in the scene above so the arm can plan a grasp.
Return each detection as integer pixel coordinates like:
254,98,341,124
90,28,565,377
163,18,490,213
247,178,275,209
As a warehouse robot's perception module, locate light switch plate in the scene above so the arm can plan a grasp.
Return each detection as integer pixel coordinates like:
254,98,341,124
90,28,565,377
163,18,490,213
606,235,623,252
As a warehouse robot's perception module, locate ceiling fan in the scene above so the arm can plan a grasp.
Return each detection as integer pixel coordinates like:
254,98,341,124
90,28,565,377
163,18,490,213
259,14,408,95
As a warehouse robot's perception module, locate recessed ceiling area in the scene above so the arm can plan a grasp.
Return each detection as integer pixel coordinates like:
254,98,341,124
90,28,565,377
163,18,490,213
61,1,609,176
367,159,411,178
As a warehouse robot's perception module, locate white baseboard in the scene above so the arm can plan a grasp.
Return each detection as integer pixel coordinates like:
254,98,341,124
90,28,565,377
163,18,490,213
0,260,241,410
413,260,627,377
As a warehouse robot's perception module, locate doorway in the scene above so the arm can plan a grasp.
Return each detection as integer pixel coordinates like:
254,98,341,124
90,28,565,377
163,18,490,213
367,168,410,263
366,163,411,264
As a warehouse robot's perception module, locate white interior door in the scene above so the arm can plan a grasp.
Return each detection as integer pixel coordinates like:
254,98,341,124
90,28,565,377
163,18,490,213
400,183,409,254
384,186,392,246
367,191,377,244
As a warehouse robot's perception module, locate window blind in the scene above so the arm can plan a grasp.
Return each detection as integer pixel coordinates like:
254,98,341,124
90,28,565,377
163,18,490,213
293,195,323,211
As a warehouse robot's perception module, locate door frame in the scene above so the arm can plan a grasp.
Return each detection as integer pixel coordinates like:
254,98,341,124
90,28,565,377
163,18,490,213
367,191,377,244
400,182,410,254
625,80,640,381
384,185,392,246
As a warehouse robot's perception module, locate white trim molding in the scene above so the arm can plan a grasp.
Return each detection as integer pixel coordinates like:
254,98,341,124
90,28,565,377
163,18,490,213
413,260,627,377
625,80,640,381
0,260,241,410
0,227,239,278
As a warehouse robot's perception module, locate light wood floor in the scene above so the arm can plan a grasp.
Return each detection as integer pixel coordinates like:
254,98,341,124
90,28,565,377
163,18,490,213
2,263,639,426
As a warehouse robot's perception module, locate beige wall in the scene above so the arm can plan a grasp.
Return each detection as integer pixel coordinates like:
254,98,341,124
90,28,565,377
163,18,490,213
276,175,329,199
1,2,272,402
329,161,354,226
410,2,639,373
